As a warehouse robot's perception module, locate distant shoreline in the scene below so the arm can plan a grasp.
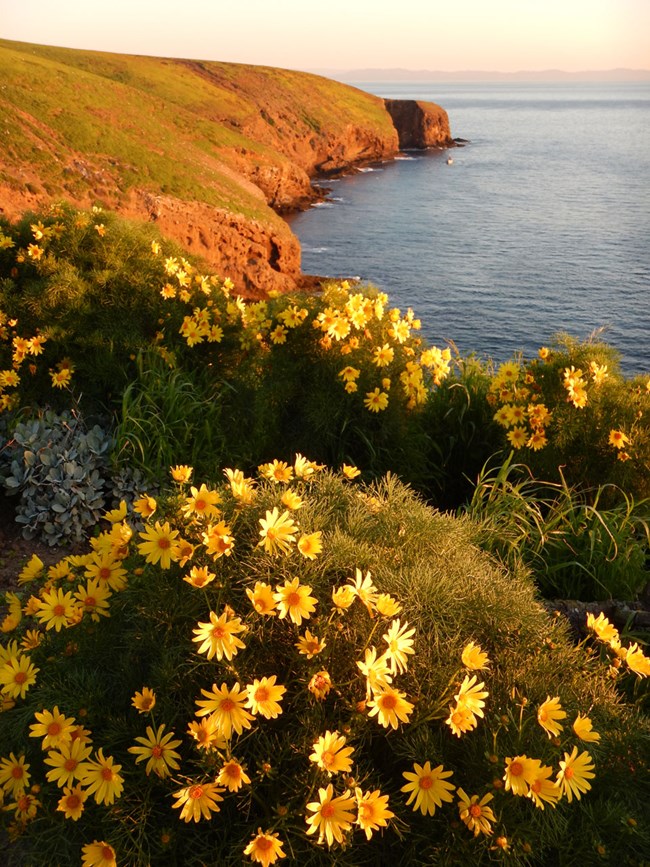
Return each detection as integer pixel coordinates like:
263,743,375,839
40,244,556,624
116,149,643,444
312,67,650,84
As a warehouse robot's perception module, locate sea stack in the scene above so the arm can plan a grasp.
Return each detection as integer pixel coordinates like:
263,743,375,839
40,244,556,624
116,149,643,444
384,99,455,149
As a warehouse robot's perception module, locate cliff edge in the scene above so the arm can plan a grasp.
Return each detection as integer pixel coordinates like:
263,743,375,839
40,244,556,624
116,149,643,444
0,40,452,296
384,99,454,149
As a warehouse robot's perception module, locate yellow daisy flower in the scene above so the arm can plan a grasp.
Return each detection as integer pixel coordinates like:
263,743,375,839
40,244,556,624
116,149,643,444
445,703,477,737
527,764,561,810
367,685,414,730
44,738,92,788
131,687,156,714
56,784,88,821
137,521,180,569
192,608,247,662
128,724,182,778
80,749,124,805
401,761,455,815
274,578,317,625
245,675,286,719
355,787,394,840
310,731,355,775
172,781,225,822
455,675,488,718
258,508,298,556
297,531,323,560
305,783,355,847
243,829,286,866
457,789,496,836
308,670,332,700
0,752,30,796
556,746,595,802
246,582,278,616
461,641,490,671
573,713,601,743
503,755,541,796
0,653,39,699
217,758,251,792
182,484,222,520
296,629,326,658
195,682,254,738
537,695,567,738
382,619,415,675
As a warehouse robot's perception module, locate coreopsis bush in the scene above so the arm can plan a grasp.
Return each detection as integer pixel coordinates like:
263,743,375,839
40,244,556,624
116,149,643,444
1,463,649,865
487,335,650,503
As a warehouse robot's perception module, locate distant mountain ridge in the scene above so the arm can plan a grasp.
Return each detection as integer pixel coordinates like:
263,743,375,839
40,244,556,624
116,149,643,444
319,67,650,83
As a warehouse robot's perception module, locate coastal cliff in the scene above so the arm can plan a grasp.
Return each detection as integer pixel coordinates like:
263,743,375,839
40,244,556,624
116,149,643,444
384,99,454,149
0,39,451,296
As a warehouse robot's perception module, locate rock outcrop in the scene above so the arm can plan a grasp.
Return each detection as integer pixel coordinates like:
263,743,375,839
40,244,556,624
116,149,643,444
383,99,454,149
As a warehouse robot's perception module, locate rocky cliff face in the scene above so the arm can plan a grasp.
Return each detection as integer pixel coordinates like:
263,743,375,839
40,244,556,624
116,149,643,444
383,99,454,149
0,41,454,297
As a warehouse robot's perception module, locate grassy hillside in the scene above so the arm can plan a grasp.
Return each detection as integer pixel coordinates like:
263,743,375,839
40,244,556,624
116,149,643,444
0,39,394,222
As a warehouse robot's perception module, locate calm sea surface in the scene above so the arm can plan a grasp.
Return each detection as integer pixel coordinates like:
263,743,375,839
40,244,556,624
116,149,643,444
287,82,650,374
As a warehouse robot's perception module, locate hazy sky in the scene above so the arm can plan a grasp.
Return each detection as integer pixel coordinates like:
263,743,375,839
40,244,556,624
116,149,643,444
1,0,648,72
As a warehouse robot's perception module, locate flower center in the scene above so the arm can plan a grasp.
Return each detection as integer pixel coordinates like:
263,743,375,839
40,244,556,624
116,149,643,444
189,785,204,800
17,796,30,811
321,751,334,767
102,846,114,860
195,499,206,510
469,804,483,818
255,687,269,703
11,766,24,779
152,745,163,758
287,592,300,607
225,764,240,779
53,604,65,616
66,794,80,809
510,762,523,776
256,838,272,852
99,567,112,580
85,597,96,607
419,776,433,790
158,537,171,550
320,803,336,819
64,757,78,771
380,694,397,710
14,672,27,685
101,767,114,781
212,626,225,639
564,767,574,779
221,699,235,712
538,709,547,721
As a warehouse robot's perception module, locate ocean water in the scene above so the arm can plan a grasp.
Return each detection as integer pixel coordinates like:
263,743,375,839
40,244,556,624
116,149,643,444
287,82,650,375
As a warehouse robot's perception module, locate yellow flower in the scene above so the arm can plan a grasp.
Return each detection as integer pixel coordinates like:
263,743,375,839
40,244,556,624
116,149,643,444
609,429,630,449
56,784,88,821
192,608,247,662
184,565,216,589
245,675,286,719
80,748,124,805
182,484,222,520
187,715,227,753
372,344,394,367
537,695,567,738
507,426,528,448
0,752,30,796
202,520,235,559
137,521,180,569
556,746,595,802
81,841,116,867
374,593,402,617
0,653,39,699
401,761,455,815
364,388,389,412
244,829,286,866
355,787,394,840
445,702,478,737
297,531,323,560
348,568,378,614
44,738,92,787
625,643,650,677
281,490,303,510
128,724,182,778
461,641,490,671
455,674,488,718
258,508,298,556
457,789,495,836
246,582,278,616
195,682,254,738
17,554,44,585
305,783,355,847
296,629,326,658
538,346,550,360
259,459,295,484
573,713,601,743
308,670,332,700
341,464,361,480
75,579,112,622
170,464,193,483
217,758,251,792
357,646,392,697
36,587,78,631
503,755,541,796
331,585,355,610
172,781,225,822
274,578,317,625
382,619,415,675
527,764,561,810
586,612,620,646
338,366,360,382
310,731,355,775
367,685,414,729
29,706,76,751
132,687,156,714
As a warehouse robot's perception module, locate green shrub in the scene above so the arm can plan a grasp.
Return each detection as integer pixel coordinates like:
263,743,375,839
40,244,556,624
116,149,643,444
1,466,648,865
465,456,650,601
